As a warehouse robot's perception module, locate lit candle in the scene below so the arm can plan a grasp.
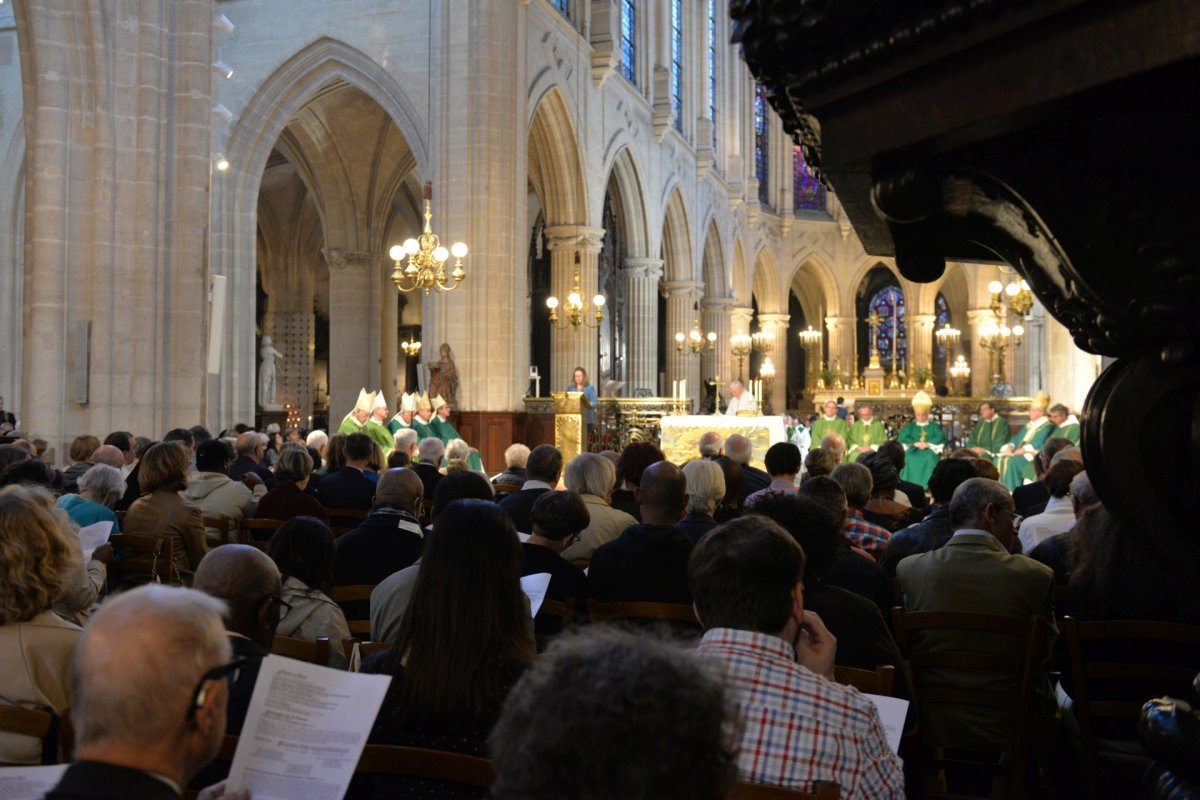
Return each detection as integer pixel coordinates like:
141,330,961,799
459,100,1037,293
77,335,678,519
681,379,686,398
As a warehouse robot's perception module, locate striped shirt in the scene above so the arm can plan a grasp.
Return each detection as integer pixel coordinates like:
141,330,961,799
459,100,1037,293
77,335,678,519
696,628,904,799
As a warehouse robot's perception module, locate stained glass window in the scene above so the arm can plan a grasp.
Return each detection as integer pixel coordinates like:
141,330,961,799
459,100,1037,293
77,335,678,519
671,0,683,132
708,0,717,148
621,0,636,84
792,144,825,212
933,292,951,385
868,285,908,374
754,84,768,205
551,0,569,16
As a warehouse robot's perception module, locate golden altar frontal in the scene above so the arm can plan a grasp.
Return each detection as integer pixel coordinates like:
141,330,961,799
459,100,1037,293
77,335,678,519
658,415,787,470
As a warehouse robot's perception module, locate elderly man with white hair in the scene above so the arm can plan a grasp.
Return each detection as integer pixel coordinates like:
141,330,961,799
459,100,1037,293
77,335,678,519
698,431,724,459
44,585,246,800
724,380,758,415
492,443,531,487
676,459,725,544
391,427,419,468
560,452,637,566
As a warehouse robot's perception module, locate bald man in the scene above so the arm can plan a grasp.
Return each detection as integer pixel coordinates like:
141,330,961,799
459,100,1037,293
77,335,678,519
88,444,127,470
588,461,694,604
333,467,425,591
45,585,246,800
698,431,724,459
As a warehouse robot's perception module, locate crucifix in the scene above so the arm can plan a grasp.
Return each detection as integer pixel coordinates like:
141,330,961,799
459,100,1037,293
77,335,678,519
867,312,882,370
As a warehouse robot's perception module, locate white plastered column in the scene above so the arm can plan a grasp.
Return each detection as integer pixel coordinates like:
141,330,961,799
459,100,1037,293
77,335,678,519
663,280,703,411
702,296,736,390
546,225,605,392
757,312,790,414
324,249,384,419
624,258,664,396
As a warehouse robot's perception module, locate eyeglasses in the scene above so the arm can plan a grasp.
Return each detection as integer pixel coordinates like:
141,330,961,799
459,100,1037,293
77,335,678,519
995,506,1023,529
263,594,293,622
187,656,247,720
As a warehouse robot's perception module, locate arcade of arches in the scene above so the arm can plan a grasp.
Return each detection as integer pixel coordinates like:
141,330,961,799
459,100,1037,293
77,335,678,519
0,1,1099,467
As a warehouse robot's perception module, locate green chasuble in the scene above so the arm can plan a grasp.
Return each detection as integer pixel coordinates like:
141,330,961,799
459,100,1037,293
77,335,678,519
411,417,436,442
996,417,1056,490
844,419,889,462
387,415,411,435
364,420,394,457
964,416,1013,461
810,415,848,447
1053,416,1081,446
337,414,363,436
430,416,459,444
897,421,946,489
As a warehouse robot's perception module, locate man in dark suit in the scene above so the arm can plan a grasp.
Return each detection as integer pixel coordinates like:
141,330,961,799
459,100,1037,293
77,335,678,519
45,585,241,800
881,457,980,577
498,443,562,533
410,436,446,500
317,432,377,511
226,431,275,488
589,461,693,603
720,434,770,503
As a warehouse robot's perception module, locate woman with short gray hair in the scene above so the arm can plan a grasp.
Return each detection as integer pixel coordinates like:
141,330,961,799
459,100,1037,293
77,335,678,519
676,459,726,544
58,464,126,533
560,453,638,567
253,444,329,525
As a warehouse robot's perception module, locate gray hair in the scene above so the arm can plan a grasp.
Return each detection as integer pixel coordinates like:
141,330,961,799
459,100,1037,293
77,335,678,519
446,438,471,462
698,432,723,458
682,459,725,515
820,433,845,461
73,586,230,748
394,428,419,453
274,445,313,483
1050,446,1083,466
305,429,328,451
505,443,531,468
1070,470,1099,508
564,452,616,498
78,464,126,502
948,477,1013,529
418,437,445,465
723,434,752,465
830,462,872,509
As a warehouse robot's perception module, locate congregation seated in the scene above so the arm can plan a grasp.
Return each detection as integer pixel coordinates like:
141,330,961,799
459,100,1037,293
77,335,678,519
690,516,905,798
444,437,481,476
254,444,329,525
522,491,589,636
318,432,378,511
718,434,769,503
268,516,350,669
497,443,561,533
820,431,847,464
801,445,837,480
124,441,206,577
56,463,124,534
1018,459,1085,554
712,456,744,524
611,441,665,521
744,441,801,508
489,627,736,800
588,461,693,604
880,457,980,577
184,439,265,538
0,486,80,765
361,499,534,800
305,429,329,474
334,467,425,590
1028,469,1099,584
558,452,636,565
859,451,921,532
491,443,528,487
877,439,929,512
830,461,892,558
226,430,275,489
388,427,418,469
61,434,100,493
410,436,446,500
675,458,724,544
1012,436,1076,517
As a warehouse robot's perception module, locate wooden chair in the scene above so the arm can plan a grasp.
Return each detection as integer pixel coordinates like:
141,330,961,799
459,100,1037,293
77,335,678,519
355,744,494,789
341,637,396,664
324,506,368,524
1063,616,1200,800
833,664,896,697
891,608,1047,799
0,705,58,764
107,533,174,589
238,517,282,544
732,780,841,799
271,635,331,665
202,515,233,547
419,498,434,527
491,483,520,496
587,600,701,628
330,585,376,636
534,598,576,653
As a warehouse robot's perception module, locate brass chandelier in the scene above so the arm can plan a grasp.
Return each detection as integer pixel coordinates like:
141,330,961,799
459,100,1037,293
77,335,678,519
547,252,605,328
389,181,468,295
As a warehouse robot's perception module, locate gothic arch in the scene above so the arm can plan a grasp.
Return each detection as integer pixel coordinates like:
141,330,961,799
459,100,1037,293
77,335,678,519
527,86,588,227
700,219,727,298
786,253,839,318
751,247,782,313
731,237,749,303
0,123,24,403
661,187,694,282
603,146,650,258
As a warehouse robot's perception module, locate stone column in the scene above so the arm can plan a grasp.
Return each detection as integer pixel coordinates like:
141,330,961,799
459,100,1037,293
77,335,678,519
908,314,937,383
16,0,214,453
730,306,755,383
545,225,605,392
824,315,853,381
324,249,383,418
663,281,703,410
757,312,790,413
625,258,664,396
966,308,995,396
701,296,736,390
380,265,399,408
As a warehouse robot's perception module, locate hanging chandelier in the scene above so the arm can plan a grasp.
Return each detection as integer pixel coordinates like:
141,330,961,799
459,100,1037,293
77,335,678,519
388,181,467,295
547,252,605,328
675,308,716,355
401,338,421,357
935,322,961,347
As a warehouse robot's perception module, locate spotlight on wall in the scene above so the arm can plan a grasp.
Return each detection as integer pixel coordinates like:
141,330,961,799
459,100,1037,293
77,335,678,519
212,61,234,79
213,13,235,34
212,104,234,124
214,154,229,171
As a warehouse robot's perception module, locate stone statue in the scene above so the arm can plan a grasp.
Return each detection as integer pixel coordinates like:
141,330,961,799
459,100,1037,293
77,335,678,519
258,335,283,410
428,342,459,410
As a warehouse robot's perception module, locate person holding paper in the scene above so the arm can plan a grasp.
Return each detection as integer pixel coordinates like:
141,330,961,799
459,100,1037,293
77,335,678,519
691,516,904,799
567,366,598,427
523,491,590,636
43,584,247,800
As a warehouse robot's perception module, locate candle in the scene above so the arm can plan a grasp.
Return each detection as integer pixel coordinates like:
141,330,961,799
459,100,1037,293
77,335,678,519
681,379,686,398
672,380,678,399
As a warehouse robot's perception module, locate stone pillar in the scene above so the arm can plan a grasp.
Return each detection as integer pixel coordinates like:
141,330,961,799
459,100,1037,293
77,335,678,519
625,258,664,397
545,225,605,392
380,266,399,408
757,312,790,413
663,281,703,411
824,315,853,380
16,0,214,453
730,306,755,383
908,314,937,382
325,249,383,419
701,296,736,389
966,308,995,397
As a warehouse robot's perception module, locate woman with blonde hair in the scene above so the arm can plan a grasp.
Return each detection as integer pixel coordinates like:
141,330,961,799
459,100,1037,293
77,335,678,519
0,485,81,764
123,441,206,577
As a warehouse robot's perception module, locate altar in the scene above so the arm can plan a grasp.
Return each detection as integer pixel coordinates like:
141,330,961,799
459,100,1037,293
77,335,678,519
658,415,787,469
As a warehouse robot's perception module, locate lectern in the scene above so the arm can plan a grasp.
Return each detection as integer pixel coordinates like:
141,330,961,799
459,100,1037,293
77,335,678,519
551,391,590,463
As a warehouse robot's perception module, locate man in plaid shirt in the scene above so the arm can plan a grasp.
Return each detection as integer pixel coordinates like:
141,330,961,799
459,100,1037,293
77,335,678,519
832,461,892,557
691,516,905,799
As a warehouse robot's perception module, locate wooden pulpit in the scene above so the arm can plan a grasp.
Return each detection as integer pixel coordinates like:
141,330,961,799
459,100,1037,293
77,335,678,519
551,391,590,463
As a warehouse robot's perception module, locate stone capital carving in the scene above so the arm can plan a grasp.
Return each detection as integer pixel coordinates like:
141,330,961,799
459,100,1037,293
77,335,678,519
701,296,737,312
321,248,380,271
757,313,791,327
624,258,664,281
544,224,606,253
661,280,703,300
966,307,996,325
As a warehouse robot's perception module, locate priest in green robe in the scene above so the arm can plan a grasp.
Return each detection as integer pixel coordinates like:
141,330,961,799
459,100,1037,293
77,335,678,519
430,394,485,471
337,387,374,436
964,401,1012,462
897,391,946,489
411,392,437,441
1048,403,1080,446
364,390,394,458
996,391,1056,489
844,403,888,462
811,399,847,446
388,392,417,435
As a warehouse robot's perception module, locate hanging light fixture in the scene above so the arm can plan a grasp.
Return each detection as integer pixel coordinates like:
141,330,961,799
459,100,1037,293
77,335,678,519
388,182,468,295
547,252,605,328
751,329,775,354
675,306,716,355
935,322,961,347
401,337,422,357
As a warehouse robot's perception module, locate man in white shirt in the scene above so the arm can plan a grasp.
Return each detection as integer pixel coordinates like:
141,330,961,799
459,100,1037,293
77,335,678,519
725,380,759,415
1018,460,1085,553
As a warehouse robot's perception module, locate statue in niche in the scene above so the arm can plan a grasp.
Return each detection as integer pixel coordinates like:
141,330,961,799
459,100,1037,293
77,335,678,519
258,335,284,410
428,343,459,409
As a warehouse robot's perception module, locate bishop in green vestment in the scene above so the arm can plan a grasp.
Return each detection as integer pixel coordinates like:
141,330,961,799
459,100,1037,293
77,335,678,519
964,401,1012,462
338,387,375,436
364,390,394,457
811,399,848,447
411,392,436,441
388,392,417,434
996,392,1055,489
898,391,946,489
1048,404,1080,446
844,404,888,462
430,395,485,471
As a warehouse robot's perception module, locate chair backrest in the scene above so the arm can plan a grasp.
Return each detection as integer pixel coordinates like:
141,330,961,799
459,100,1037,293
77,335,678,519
324,507,369,525
419,498,434,527
732,780,841,799
355,744,494,788
271,635,331,665
202,515,233,546
341,637,396,664
534,598,577,653
491,483,520,496
330,584,375,636
238,518,283,544
833,664,896,697
587,600,700,627
0,705,60,765
108,533,173,588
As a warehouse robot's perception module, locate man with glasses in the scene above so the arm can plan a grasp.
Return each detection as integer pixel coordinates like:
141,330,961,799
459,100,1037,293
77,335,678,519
45,584,247,800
